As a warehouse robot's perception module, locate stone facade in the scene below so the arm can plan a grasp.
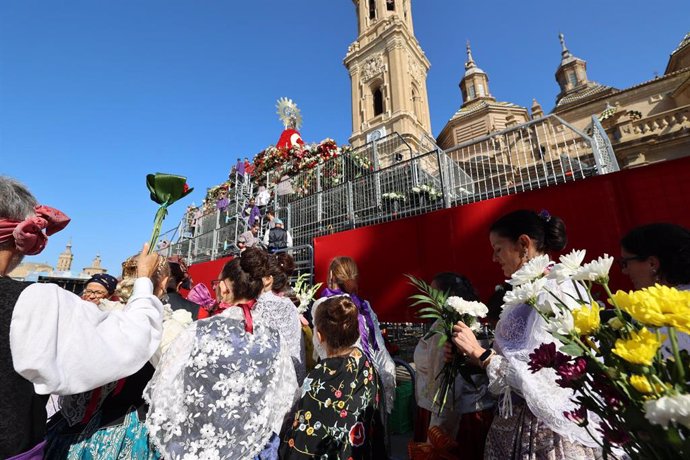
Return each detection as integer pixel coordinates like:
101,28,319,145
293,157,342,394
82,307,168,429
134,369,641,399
549,34,690,168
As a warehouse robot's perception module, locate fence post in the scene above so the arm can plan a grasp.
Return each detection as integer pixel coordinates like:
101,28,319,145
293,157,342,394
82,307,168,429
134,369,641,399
437,150,452,209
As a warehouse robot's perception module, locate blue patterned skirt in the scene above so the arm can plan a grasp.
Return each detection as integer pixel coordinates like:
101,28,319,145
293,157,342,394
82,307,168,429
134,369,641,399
45,408,160,460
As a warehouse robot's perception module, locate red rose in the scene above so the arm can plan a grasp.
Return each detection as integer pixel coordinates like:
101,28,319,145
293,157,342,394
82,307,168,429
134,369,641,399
183,183,189,193
340,409,348,418
349,421,365,447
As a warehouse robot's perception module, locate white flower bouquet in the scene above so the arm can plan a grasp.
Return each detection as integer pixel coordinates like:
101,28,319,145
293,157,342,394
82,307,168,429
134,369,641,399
406,275,489,413
293,273,322,315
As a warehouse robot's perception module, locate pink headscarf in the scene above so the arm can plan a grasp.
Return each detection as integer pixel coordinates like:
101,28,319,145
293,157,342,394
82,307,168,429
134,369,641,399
0,205,70,255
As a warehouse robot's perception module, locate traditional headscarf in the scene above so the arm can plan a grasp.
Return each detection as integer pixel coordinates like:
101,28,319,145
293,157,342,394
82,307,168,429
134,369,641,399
87,273,119,295
0,205,70,255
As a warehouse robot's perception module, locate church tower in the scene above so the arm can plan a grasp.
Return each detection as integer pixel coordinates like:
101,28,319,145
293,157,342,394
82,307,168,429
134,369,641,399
344,0,432,151
436,41,528,149
56,239,73,272
553,33,614,111
459,42,494,105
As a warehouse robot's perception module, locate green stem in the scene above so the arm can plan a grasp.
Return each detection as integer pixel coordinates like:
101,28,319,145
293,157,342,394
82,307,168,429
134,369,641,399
147,205,168,255
602,283,626,323
668,326,685,382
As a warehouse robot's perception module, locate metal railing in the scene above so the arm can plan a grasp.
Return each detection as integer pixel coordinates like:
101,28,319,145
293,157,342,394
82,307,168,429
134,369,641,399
157,114,617,272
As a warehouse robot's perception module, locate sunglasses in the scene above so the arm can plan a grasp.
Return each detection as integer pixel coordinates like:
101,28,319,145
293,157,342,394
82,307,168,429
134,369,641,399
617,255,646,269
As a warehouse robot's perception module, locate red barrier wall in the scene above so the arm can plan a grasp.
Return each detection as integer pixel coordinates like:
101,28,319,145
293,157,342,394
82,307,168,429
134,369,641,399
186,256,233,298
313,156,690,322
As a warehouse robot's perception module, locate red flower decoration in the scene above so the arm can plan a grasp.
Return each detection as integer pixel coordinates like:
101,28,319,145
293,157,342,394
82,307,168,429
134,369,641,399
340,409,348,418
183,183,189,193
349,421,365,447
335,390,342,398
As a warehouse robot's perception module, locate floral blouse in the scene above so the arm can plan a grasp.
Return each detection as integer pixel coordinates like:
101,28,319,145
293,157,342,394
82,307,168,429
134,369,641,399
280,348,386,459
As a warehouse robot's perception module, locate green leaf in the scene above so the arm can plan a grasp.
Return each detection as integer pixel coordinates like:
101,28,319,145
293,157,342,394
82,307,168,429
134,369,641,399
418,313,442,320
146,173,193,206
560,343,584,357
437,334,448,346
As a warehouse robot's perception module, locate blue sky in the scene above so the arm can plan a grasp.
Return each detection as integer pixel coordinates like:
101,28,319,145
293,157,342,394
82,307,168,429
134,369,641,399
2,0,688,274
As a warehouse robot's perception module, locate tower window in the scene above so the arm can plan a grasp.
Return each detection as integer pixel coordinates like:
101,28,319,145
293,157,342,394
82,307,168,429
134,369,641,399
477,83,485,97
373,87,384,116
568,71,578,87
387,0,395,11
467,83,476,99
369,0,376,20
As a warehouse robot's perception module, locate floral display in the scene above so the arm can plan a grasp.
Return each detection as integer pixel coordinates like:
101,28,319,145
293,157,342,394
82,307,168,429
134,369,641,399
411,184,442,202
382,192,406,202
406,275,489,413
515,249,690,459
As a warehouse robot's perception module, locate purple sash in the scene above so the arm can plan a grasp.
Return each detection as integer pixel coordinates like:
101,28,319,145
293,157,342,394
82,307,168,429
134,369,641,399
321,288,379,356
7,440,45,460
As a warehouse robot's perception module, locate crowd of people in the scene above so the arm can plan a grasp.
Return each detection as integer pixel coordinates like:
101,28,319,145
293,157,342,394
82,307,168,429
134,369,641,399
2,173,690,460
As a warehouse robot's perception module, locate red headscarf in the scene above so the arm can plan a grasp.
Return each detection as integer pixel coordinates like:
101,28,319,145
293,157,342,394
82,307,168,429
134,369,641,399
0,205,70,255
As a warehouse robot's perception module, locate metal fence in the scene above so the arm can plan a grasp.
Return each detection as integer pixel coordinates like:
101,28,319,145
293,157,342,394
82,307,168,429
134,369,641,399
158,114,618,271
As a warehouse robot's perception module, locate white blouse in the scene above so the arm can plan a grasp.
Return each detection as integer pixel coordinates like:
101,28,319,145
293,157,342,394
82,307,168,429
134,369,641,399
11,278,163,396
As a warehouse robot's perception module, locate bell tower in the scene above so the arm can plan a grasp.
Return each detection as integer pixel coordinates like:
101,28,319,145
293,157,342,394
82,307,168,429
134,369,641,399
344,0,432,150
56,239,73,272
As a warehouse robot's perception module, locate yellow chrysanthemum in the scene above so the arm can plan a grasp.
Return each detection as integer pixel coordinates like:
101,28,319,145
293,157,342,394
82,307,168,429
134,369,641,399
629,374,653,394
611,285,690,333
612,328,665,366
572,303,601,336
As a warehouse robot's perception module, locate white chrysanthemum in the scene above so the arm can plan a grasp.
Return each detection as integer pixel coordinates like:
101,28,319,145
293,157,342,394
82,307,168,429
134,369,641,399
446,296,489,318
503,277,548,307
545,309,575,335
548,249,587,283
508,255,551,286
572,254,614,284
644,395,690,429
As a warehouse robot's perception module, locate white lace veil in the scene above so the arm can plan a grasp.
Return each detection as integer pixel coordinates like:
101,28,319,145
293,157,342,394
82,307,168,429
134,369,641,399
143,308,298,460
488,278,601,448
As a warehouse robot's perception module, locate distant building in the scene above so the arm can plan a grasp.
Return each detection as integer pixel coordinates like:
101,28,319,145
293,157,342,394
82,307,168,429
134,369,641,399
9,241,109,291
82,255,107,277
56,239,74,272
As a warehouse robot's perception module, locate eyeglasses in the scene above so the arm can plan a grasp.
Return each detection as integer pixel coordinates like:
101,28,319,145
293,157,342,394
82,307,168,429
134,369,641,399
617,256,646,269
83,289,108,297
210,279,224,290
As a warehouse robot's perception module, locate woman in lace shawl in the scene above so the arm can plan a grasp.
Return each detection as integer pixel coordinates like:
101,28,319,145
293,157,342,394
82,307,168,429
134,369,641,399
281,296,386,459
255,252,306,384
144,248,298,460
45,258,193,460
449,210,601,459
312,256,396,414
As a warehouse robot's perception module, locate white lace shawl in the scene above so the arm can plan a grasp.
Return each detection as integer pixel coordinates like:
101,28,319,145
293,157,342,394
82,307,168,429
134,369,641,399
255,291,306,384
143,307,299,460
487,278,600,448
311,295,397,413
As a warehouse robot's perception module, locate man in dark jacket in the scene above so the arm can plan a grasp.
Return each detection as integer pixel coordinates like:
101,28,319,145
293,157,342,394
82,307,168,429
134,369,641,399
264,218,293,253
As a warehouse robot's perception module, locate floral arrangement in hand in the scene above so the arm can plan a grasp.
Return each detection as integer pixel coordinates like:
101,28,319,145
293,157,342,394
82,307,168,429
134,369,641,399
293,273,323,315
514,250,690,459
146,173,193,254
406,275,489,413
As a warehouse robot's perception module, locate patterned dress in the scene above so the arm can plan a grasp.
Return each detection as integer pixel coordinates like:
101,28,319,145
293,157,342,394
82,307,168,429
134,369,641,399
280,348,387,459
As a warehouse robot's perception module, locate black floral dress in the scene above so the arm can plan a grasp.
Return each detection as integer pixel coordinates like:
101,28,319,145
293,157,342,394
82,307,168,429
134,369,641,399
280,348,386,459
